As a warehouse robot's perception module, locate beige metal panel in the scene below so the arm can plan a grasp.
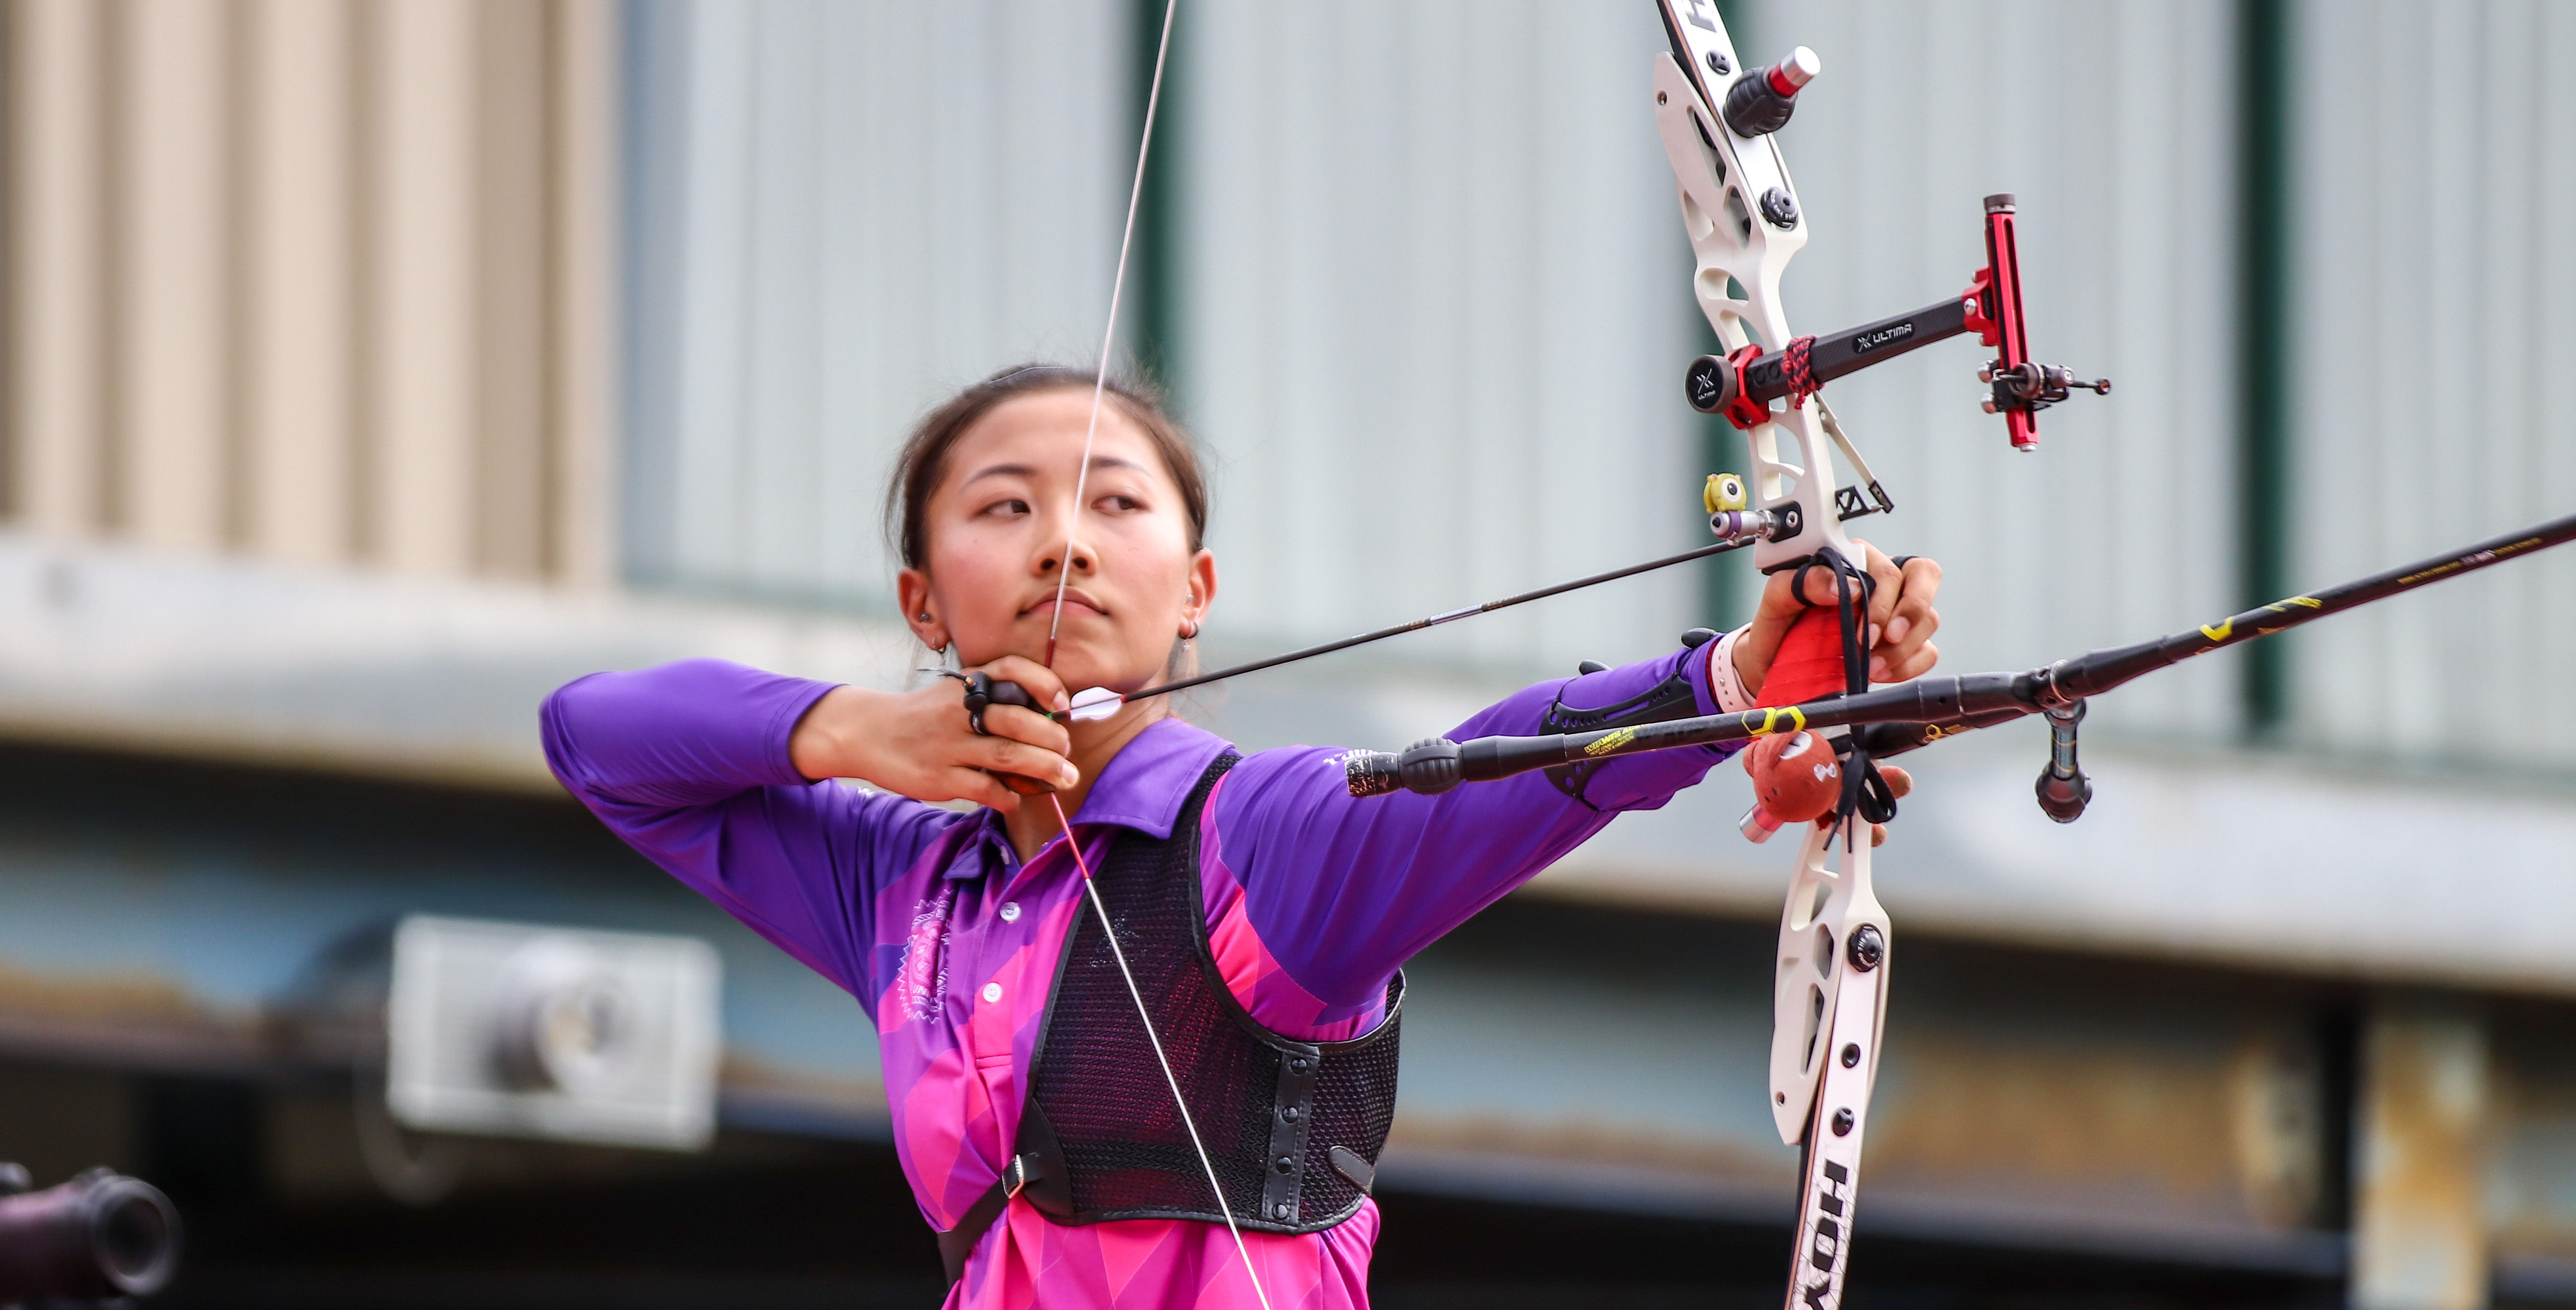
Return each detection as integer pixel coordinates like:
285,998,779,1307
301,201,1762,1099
1735,0,2244,741
1170,2,1703,674
472,0,551,579
116,0,239,551
243,0,357,565
7,0,610,584
549,0,618,588
365,0,479,574
6,0,111,536
2289,0,2576,768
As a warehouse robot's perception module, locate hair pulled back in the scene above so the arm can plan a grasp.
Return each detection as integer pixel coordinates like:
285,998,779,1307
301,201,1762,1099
886,364,1209,573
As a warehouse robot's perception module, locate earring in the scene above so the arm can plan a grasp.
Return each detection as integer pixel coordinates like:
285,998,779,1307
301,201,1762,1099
916,611,931,622
1180,618,1200,640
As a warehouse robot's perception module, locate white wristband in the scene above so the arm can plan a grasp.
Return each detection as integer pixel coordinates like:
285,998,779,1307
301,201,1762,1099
1706,625,1756,714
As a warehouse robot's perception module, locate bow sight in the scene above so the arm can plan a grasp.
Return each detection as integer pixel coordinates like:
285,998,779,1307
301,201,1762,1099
1682,192,2112,461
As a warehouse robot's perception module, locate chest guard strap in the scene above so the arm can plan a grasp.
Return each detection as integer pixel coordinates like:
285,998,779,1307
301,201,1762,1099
1013,754,1404,1235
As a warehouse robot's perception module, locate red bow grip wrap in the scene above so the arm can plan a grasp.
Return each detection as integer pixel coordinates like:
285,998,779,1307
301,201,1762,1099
1739,605,1853,833
1758,605,1854,710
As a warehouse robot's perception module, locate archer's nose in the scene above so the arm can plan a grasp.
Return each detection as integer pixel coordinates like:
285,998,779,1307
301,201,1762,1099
1039,541,1096,577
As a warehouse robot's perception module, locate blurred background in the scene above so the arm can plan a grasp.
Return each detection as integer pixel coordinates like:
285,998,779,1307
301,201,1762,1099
0,0,2568,1306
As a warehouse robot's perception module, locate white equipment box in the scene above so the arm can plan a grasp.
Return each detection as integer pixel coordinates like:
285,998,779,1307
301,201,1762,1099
385,915,722,1150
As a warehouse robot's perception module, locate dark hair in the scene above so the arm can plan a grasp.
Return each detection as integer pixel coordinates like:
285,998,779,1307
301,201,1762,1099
886,364,1210,572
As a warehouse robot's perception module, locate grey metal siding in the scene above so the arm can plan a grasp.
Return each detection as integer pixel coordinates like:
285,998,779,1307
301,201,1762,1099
2287,0,2576,766
620,0,1132,605
1736,0,2247,741
1165,2,1707,674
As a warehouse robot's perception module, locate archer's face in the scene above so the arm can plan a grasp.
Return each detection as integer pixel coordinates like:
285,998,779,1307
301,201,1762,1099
906,387,1216,694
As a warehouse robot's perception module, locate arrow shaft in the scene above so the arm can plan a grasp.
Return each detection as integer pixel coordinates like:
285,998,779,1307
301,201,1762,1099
1122,536,1757,703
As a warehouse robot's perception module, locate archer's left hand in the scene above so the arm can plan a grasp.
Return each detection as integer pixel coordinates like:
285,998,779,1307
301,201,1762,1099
1731,540,1942,700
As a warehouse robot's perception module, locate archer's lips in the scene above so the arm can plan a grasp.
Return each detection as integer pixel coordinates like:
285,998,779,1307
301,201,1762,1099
1021,590,1106,620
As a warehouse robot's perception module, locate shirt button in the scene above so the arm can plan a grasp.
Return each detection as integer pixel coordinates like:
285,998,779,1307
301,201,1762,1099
999,902,1020,923
981,982,1003,1004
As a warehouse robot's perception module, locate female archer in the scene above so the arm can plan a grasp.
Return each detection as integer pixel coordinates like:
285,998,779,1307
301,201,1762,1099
541,363,1943,1310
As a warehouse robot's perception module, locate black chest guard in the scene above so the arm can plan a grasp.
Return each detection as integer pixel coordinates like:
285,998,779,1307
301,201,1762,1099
1012,754,1403,1234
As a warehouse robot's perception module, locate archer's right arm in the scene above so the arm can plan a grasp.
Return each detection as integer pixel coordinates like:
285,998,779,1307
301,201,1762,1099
540,659,960,999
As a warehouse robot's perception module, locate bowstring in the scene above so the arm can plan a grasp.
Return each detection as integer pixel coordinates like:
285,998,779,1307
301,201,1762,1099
1041,5,1275,1308
1049,794,1272,1309
1045,0,1175,668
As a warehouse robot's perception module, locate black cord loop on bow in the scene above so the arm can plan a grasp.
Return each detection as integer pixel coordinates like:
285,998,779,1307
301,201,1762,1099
1789,549,1900,844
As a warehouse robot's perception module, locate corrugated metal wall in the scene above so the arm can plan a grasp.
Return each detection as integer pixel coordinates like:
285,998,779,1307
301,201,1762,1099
1728,0,2246,739
2,0,616,584
618,0,1133,603
2287,0,2576,767
1164,2,1707,673
1168,0,2253,708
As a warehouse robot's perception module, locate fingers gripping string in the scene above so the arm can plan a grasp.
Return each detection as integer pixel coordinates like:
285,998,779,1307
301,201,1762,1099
1036,5,1273,1307
1049,797,1275,1310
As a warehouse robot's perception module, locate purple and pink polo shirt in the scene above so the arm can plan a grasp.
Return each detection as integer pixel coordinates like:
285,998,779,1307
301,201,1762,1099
541,637,1751,1309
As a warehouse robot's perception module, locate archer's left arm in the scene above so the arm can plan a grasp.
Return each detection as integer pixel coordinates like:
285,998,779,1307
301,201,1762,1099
1200,637,1751,1036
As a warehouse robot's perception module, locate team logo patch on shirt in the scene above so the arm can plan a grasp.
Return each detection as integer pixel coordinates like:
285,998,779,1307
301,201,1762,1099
896,886,956,1023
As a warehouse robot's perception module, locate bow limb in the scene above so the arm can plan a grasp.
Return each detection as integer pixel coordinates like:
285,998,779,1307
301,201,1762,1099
1657,8,1881,1308
1648,23,1852,576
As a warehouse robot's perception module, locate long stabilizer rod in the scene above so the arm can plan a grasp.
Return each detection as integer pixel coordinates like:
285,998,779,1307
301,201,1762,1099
1348,509,2576,796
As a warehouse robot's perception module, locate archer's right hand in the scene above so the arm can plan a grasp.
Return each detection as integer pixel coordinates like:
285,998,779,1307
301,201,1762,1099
788,655,1078,813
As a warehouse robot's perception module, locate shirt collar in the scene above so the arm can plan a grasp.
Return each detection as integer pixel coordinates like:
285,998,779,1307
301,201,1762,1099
941,717,1233,880
1066,716,1232,840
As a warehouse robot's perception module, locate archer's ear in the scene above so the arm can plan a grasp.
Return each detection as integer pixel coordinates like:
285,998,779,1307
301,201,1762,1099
897,569,945,650
1184,549,1219,622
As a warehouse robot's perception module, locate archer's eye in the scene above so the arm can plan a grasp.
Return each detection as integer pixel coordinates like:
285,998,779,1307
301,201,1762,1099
1099,493,1145,514
980,497,1032,520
